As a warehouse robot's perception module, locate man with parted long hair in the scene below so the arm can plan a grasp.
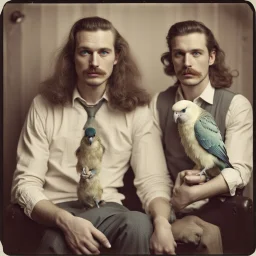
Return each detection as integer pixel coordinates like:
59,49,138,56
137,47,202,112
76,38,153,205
151,20,253,253
10,16,216,255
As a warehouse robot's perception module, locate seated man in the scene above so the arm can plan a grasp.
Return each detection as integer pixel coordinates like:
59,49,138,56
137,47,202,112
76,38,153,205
150,20,253,253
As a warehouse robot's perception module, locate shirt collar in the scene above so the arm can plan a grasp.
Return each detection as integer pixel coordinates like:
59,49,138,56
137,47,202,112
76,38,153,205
176,81,215,105
72,86,109,107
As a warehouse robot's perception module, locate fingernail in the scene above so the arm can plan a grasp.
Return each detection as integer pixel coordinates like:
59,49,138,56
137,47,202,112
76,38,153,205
106,242,111,248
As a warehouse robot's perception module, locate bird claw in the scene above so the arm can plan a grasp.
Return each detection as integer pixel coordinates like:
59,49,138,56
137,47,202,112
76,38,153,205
198,168,210,181
81,167,92,179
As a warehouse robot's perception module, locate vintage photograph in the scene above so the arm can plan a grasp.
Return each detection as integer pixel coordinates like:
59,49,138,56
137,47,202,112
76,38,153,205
2,2,254,255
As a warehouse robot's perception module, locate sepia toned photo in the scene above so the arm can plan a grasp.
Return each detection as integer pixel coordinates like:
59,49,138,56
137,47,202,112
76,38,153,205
2,2,254,255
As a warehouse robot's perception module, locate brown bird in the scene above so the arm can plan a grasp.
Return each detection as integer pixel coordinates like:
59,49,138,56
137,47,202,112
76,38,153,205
76,127,105,208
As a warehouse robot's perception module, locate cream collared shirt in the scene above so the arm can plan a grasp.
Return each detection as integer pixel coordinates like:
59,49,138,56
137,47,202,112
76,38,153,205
11,88,172,218
150,82,253,196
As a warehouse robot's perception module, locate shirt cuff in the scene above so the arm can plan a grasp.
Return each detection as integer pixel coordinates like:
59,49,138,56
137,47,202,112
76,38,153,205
15,187,49,219
220,168,243,196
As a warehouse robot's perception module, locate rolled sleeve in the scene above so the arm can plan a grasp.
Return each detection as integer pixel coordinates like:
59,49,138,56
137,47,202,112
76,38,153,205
220,168,243,196
11,96,50,218
130,106,172,213
223,94,253,195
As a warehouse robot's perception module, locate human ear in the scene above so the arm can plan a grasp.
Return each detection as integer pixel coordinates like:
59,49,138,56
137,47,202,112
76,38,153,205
209,50,216,66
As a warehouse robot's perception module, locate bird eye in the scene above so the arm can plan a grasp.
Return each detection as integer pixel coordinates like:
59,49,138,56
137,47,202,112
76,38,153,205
181,108,186,113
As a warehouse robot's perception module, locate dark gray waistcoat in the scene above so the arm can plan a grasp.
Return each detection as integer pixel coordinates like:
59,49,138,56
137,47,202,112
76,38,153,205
157,85,235,181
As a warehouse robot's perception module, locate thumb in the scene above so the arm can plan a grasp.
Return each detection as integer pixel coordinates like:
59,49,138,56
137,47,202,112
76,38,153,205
174,171,186,192
92,228,111,249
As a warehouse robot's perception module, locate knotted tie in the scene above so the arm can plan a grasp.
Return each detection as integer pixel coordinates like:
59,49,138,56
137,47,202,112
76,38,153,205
78,98,105,129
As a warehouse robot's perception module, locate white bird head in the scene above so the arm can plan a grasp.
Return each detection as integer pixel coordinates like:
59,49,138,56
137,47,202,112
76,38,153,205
172,100,201,124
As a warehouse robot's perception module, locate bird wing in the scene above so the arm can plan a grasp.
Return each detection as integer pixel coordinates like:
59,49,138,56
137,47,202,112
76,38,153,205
194,112,232,168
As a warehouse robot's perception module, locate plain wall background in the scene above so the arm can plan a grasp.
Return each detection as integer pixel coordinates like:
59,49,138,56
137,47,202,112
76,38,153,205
3,3,253,208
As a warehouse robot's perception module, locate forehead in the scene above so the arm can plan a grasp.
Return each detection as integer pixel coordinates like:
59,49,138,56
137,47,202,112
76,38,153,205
75,30,115,49
171,33,207,51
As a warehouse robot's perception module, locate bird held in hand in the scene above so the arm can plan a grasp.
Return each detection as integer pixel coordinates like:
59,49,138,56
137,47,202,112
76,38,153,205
76,127,105,208
172,100,233,179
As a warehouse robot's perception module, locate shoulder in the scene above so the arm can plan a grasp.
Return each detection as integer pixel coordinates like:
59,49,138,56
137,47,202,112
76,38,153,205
30,94,58,119
226,94,253,127
230,94,252,112
32,94,50,107
132,104,152,119
149,92,160,110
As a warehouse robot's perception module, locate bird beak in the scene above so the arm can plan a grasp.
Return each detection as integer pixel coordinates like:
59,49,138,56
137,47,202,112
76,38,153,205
88,137,93,145
174,112,179,123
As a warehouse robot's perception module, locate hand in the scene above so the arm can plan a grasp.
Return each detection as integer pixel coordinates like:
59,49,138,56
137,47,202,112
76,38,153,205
171,216,203,246
183,170,207,185
60,215,111,255
171,170,205,211
176,170,206,186
150,216,177,255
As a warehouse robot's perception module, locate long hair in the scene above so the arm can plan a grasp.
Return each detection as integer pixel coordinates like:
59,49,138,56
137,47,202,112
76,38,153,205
40,16,150,111
160,20,237,88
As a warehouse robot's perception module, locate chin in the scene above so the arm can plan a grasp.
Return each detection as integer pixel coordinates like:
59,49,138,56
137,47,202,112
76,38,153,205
85,79,107,88
181,78,203,87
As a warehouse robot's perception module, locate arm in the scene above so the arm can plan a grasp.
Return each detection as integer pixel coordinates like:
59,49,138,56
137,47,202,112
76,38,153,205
190,95,252,197
220,94,253,195
130,104,176,254
171,171,229,211
11,96,50,218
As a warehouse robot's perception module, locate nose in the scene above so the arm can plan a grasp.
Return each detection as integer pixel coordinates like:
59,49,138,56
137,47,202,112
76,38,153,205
184,53,192,68
90,52,99,68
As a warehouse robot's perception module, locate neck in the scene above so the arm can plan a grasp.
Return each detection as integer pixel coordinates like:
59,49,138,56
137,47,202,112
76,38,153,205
180,77,209,101
77,83,106,105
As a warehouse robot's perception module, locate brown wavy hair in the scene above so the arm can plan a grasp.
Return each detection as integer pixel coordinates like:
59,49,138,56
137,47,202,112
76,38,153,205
40,16,150,111
161,20,238,88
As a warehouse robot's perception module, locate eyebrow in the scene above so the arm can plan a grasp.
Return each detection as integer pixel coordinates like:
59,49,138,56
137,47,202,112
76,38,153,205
77,46,113,52
172,48,204,52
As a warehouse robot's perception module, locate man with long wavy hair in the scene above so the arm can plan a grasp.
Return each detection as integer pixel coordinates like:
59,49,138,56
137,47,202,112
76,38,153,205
150,20,253,253
11,16,183,255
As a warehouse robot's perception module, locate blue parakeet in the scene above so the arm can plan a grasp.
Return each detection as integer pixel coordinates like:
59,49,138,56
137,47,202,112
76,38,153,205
76,127,105,208
172,100,233,179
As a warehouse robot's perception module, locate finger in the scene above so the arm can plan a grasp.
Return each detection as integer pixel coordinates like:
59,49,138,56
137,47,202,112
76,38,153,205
92,228,111,249
184,174,206,185
154,249,163,255
91,238,100,249
79,246,93,255
83,240,100,255
69,245,83,255
174,173,184,189
164,246,176,255
165,250,176,255
184,170,201,176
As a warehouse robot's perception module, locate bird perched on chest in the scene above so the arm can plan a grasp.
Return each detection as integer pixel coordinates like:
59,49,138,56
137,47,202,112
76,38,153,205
76,127,105,209
172,100,233,179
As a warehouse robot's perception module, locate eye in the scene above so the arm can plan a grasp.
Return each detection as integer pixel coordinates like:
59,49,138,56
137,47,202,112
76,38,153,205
174,51,184,57
181,108,186,113
99,50,109,56
192,51,201,57
80,50,90,56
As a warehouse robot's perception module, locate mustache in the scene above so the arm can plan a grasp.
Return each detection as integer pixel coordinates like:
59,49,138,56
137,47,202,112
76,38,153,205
180,67,202,76
84,68,106,75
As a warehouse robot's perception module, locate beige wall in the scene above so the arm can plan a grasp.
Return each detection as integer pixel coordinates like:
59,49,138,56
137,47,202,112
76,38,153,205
3,3,253,207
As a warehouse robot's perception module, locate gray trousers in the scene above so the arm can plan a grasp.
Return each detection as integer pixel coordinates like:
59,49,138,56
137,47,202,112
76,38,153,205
36,201,153,254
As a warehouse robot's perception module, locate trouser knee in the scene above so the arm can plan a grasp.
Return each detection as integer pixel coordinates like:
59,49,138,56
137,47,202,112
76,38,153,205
118,211,153,238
